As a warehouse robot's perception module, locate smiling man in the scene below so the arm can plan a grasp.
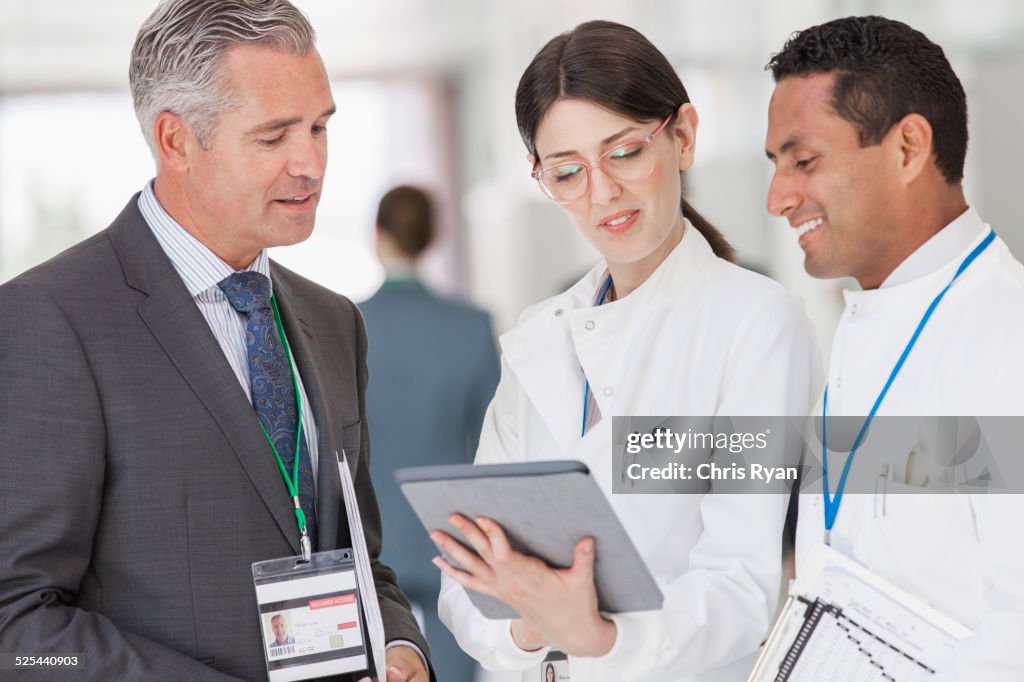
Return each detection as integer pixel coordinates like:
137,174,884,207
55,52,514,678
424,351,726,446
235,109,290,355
0,1,429,680
269,615,296,649
765,16,1024,680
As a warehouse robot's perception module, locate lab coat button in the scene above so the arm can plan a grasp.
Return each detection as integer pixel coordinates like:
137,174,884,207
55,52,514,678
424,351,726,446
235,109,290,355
585,320,595,330
554,309,563,317
836,377,842,388
850,304,859,315
603,387,614,397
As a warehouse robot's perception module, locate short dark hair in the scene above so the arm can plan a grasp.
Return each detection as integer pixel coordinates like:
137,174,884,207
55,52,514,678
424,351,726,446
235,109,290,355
515,20,735,262
767,16,967,184
375,185,434,258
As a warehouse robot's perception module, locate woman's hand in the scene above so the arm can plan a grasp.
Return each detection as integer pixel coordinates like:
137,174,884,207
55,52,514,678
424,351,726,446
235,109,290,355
510,618,548,651
430,514,616,657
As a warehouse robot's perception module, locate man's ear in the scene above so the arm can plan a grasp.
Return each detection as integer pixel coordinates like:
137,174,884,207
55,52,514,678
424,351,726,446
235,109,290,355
890,113,934,185
154,111,193,172
673,103,699,172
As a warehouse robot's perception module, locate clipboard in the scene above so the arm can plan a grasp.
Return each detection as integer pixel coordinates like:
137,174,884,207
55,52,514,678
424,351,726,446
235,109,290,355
395,460,663,619
748,544,971,681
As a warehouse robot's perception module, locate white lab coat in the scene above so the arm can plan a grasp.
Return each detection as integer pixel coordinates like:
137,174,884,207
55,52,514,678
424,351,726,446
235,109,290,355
439,224,822,681
795,208,1024,681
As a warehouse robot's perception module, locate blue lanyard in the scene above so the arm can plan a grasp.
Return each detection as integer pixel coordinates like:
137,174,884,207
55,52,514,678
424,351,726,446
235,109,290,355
581,275,614,437
821,228,996,544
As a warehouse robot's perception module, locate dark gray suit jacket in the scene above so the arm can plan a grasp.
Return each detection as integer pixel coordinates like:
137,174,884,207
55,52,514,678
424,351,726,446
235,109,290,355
0,197,429,680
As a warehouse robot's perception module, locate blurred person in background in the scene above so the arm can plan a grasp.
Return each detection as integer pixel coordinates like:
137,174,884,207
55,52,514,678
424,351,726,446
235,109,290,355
766,15,1024,680
433,20,821,682
362,185,500,682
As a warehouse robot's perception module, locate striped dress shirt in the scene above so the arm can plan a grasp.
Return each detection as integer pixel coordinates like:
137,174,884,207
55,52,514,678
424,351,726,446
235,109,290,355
137,181,320,483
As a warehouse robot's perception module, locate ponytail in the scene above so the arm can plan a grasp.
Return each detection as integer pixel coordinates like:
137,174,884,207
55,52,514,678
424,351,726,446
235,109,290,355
681,198,735,262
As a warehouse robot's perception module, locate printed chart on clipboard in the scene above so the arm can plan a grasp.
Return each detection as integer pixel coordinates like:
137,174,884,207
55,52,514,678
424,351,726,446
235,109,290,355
749,544,971,682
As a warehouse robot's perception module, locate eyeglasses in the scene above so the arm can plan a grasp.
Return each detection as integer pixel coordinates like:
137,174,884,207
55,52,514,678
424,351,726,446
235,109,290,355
531,114,674,205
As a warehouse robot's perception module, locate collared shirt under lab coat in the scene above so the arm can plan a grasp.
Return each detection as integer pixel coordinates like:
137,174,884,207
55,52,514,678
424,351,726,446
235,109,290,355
795,207,1024,681
439,224,822,682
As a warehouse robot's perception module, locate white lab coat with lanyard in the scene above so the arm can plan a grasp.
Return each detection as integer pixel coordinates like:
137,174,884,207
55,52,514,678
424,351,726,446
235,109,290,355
438,223,822,681
795,207,1024,681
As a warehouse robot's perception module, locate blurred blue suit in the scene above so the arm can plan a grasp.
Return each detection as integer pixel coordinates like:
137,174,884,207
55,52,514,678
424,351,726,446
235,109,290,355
361,277,500,682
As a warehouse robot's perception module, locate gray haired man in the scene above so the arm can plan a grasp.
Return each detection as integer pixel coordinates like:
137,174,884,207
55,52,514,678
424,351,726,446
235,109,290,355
0,1,431,680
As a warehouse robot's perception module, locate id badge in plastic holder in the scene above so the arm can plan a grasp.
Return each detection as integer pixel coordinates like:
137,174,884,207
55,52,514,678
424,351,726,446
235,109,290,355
253,549,368,682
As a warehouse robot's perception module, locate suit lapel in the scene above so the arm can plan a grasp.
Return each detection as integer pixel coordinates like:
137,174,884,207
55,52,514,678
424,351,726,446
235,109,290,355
108,198,301,554
270,265,345,551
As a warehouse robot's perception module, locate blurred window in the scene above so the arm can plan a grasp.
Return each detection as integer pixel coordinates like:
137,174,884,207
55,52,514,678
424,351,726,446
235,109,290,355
0,78,456,299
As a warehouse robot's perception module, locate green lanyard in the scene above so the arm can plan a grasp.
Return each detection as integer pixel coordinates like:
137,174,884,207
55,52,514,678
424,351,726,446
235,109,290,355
261,295,311,560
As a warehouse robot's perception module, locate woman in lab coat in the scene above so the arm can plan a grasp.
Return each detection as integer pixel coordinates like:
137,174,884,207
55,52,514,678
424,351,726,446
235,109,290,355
434,20,820,681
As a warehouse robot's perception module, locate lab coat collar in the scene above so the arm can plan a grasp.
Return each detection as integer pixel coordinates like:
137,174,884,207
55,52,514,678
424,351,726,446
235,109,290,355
498,222,717,455
881,206,987,289
502,220,716,355
843,209,993,311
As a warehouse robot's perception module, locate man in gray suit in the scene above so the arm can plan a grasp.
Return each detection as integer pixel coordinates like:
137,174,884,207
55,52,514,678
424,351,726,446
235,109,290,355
0,2,430,680
361,186,500,682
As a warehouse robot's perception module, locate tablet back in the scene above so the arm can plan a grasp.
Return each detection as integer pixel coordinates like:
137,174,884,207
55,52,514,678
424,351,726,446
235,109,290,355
396,460,664,619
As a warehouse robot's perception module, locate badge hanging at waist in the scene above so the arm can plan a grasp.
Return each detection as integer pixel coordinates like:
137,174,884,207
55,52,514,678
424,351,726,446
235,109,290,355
253,549,369,682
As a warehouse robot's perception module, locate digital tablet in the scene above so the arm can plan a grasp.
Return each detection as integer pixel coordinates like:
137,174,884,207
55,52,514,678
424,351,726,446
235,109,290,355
395,460,664,619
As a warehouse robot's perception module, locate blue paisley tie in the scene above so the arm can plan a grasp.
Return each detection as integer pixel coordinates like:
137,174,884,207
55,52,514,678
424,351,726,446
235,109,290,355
218,271,317,550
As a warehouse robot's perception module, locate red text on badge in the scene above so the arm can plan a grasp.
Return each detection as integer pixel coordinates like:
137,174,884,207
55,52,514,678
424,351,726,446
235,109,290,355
309,594,356,610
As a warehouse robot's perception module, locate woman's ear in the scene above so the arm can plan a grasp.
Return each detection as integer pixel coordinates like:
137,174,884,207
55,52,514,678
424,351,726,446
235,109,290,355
673,103,699,171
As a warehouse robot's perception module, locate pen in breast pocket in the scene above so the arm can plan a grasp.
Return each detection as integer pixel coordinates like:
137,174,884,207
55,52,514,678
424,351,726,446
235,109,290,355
874,462,893,518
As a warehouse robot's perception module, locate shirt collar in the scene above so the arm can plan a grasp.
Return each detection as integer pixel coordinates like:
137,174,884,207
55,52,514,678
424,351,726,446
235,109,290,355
381,261,419,283
880,206,986,288
137,180,270,299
